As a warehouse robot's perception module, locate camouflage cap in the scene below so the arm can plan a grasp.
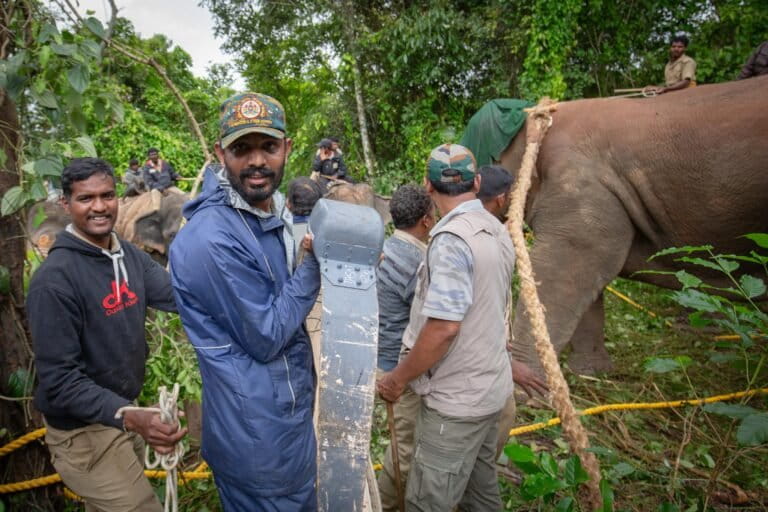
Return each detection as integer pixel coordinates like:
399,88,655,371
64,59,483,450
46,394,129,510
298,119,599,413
219,92,286,148
426,143,478,182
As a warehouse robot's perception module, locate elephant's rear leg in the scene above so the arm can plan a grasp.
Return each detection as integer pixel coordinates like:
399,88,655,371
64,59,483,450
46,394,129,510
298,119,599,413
567,293,613,375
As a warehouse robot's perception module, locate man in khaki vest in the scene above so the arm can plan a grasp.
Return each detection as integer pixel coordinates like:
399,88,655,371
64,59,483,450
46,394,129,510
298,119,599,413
378,144,515,511
650,35,697,94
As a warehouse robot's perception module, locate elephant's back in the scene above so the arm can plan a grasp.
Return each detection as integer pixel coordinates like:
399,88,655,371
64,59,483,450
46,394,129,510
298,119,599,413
535,78,768,251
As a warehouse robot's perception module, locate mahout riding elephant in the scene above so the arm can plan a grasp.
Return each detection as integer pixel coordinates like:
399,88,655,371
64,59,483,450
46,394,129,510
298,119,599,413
482,76,768,377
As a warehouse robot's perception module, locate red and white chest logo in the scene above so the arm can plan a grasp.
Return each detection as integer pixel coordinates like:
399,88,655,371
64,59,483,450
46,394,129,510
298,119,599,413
102,280,138,316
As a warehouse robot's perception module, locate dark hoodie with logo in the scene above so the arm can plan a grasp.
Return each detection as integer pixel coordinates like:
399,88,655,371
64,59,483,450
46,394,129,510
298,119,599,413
27,229,176,430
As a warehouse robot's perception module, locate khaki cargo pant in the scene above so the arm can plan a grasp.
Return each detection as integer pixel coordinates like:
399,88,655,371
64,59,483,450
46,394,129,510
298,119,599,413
45,422,161,512
378,392,515,511
406,405,502,512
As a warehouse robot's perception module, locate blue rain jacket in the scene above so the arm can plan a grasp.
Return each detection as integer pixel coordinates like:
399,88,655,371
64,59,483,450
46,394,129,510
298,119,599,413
170,170,320,497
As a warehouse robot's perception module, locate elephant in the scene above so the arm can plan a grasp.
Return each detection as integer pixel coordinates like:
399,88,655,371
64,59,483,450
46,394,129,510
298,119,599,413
27,190,187,264
475,76,768,377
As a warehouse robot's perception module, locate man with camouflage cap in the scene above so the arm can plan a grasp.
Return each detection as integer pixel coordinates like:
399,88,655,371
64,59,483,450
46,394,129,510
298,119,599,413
378,144,516,511
170,93,321,510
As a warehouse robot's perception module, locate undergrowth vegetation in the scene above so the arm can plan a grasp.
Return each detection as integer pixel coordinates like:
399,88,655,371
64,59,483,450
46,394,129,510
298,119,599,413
46,236,768,510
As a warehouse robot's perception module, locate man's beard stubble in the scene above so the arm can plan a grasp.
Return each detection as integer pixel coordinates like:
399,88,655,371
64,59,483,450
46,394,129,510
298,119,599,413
227,164,284,207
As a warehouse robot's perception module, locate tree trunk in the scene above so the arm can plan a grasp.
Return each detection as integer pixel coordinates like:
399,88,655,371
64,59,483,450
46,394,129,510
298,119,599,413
0,91,54,506
339,0,376,180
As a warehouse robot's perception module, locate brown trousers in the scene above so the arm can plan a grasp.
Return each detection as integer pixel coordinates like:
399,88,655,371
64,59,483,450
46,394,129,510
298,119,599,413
45,422,161,512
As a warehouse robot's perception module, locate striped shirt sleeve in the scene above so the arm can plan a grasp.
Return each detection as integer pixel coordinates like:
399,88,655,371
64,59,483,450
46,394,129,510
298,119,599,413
421,232,474,321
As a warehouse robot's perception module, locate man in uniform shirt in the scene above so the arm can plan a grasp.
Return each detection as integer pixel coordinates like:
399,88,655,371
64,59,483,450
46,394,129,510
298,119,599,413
650,35,697,94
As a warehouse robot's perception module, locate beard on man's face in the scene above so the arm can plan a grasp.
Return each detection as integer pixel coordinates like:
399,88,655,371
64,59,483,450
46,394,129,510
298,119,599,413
226,164,284,206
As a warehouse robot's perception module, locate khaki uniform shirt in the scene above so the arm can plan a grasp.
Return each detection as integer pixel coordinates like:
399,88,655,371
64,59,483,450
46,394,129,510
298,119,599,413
664,55,697,86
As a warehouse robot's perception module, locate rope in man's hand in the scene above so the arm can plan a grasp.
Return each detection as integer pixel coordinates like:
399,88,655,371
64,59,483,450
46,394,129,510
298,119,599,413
116,383,185,512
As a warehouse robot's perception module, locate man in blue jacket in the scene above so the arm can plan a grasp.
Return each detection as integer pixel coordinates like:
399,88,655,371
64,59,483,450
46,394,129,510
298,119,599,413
169,93,321,511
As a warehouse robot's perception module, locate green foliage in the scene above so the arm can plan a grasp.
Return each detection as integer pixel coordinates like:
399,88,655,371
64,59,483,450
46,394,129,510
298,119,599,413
520,0,582,99
141,312,201,404
0,8,123,215
6,368,33,398
504,442,596,509
647,236,768,448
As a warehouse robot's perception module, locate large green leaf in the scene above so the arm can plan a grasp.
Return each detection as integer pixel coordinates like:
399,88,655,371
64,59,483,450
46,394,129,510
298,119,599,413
703,402,759,420
739,274,766,299
84,17,106,39
608,461,635,480
649,245,712,260
30,179,48,201
67,64,90,93
677,256,727,273
7,368,33,397
563,455,589,486
80,40,102,59
672,289,719,313
31,89,58,109
1,185,28,216
504,442,534,462
744,233,768,249
674,270,702,290
37,22,61,44
736,413,768,446
34,156,64,177
50,43,77,56
75,136,98,157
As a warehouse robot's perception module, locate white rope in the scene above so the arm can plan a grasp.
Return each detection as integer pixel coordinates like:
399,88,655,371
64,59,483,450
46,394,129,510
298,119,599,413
115,384,184,512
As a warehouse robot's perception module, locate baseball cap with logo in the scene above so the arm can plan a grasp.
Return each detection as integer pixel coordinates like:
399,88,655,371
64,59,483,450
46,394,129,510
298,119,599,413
426,144,478,183
218,92,286,149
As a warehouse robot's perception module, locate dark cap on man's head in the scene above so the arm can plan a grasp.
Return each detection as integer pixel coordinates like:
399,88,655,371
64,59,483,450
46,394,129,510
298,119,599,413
316,138,334,150
477,165,514,200
218,92,286,149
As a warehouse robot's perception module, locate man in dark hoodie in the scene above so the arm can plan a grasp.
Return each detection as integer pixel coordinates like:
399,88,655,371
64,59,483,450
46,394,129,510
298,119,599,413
169,93,321,511
27,157,185,512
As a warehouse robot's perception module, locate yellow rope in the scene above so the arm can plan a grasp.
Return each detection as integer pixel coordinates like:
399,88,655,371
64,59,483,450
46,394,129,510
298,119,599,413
372,386,768,471
506,387,768,436
604,285,673,327
604,286,765,341
0,469,214,494
0,427,46,457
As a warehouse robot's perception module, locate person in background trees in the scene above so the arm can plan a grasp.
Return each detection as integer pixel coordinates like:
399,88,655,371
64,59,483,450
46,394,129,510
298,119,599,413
311,138,350,187
737,41,768,79
477,165,548,456
142,147,180,192
123,158,145,197
649,35,697,94
27,158,185,512
377,144,515,511
169,92,321,511
376,184,435,511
